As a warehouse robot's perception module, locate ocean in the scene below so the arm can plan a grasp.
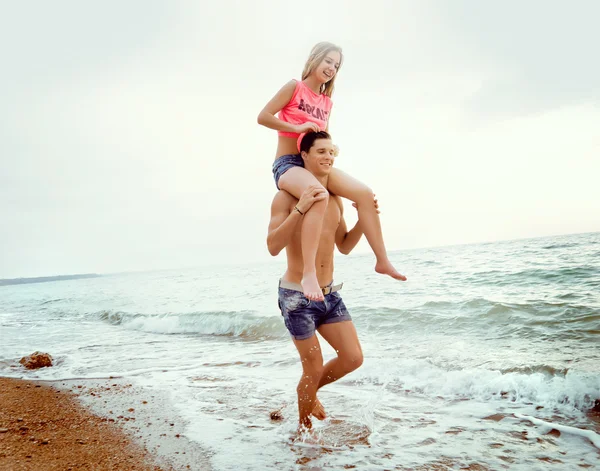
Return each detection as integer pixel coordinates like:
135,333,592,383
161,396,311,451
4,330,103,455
1,232,599,470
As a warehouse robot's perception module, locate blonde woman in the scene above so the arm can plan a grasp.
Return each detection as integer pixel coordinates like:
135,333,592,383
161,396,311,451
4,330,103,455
258,42,406,301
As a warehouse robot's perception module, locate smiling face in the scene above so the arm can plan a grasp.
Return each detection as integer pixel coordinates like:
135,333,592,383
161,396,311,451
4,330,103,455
301,43,343,97
301,137,335,177
313,50,341,84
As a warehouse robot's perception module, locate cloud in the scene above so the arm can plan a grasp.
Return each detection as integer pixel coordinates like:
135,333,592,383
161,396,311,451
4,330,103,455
436,1,600,118
1,1,598,278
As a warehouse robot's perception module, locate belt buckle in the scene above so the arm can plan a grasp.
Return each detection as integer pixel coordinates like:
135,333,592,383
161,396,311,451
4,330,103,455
321,286,332,296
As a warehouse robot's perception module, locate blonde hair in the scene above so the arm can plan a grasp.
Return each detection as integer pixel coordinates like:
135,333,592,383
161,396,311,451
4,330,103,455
301,42,343,98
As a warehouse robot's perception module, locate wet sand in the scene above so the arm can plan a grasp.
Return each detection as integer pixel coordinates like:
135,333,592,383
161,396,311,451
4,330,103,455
0,377,209,471
1,375,597,470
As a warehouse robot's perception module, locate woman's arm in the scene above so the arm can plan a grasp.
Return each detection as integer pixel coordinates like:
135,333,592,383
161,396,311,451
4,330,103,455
257,80,300,133
258,81,321,134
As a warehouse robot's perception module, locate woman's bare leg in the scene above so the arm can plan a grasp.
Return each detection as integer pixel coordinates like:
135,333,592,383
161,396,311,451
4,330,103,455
327,168,406,281
278,166,329,301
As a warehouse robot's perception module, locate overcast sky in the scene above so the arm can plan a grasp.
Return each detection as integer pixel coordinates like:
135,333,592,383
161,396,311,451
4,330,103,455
1,0,598,278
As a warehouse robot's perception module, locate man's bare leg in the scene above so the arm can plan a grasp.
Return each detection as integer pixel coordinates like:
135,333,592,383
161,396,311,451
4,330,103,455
312,398,326,420
316,320,364,391
289,322,363,428
306,322,363,421
292,335,324,430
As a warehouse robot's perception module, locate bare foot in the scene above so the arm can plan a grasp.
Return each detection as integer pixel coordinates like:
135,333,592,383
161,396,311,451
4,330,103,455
292,424,322,444
375,260,407,281
297,417,313,435
311,398,327,420
302,272,324,301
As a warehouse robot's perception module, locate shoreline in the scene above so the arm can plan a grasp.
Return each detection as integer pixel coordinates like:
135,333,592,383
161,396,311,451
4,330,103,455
0,376,211,471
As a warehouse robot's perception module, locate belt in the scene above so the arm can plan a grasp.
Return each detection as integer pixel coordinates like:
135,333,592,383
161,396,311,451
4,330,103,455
278,279,343,296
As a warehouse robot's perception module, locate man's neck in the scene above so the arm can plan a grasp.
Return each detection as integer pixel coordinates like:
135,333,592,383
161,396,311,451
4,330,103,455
314,174,328,188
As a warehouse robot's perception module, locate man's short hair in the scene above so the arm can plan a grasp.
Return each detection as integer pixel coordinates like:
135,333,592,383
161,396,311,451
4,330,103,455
300,131,332,154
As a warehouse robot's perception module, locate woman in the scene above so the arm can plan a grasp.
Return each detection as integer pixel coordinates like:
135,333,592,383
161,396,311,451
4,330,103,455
258,42,406,301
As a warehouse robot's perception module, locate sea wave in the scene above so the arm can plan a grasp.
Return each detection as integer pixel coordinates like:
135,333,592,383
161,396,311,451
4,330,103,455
360,359,600,412
39,298,65,305
97,310,287,339
353,299,600,334
542,242,581,250
94,293,599,342
466,265,600,287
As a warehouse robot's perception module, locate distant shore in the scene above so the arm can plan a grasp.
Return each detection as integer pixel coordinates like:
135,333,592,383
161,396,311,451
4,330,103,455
0,274,101,287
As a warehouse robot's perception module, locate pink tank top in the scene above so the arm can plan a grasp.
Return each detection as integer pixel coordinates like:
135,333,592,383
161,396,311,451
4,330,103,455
278,80,333,138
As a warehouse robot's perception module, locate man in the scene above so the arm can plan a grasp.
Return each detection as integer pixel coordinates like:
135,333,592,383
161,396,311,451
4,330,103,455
267,131,371,431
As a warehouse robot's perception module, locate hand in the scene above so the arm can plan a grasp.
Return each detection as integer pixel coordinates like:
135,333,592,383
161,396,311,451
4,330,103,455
352,194,380,213
294,122,321,134
297,185,328,214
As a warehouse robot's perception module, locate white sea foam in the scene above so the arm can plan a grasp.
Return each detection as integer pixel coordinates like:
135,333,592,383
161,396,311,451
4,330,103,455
515,413,600,449
100,310,287,338
358,357,600,412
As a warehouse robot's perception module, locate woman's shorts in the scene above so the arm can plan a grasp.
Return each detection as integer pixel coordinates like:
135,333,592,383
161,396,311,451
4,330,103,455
272,154,304,190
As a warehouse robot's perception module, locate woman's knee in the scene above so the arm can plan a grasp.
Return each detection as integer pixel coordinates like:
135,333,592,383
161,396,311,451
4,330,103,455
307,184,329,212
354,185,374,203
314,184,330,201
278,167,330,202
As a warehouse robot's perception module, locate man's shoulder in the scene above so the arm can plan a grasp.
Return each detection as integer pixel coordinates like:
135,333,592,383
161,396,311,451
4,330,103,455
274,190,298,203
272,190,297,209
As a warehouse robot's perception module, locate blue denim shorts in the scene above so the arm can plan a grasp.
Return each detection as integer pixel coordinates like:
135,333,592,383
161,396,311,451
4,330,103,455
278,283,352,340
272,154,304,190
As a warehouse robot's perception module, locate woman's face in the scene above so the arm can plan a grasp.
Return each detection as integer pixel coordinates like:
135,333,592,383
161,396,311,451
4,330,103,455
314,50,341,83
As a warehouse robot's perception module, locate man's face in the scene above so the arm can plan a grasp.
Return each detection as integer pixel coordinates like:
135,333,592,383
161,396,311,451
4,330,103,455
301,138,335,177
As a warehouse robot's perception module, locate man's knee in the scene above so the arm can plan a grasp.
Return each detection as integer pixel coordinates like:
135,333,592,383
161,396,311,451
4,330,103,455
340,350,363,373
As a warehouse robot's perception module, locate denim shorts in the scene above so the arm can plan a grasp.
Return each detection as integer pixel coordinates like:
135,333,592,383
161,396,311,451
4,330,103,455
278,284,352,340
272,154,304,190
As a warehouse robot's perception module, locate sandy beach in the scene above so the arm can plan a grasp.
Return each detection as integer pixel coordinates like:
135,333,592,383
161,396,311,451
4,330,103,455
0,376,213,471
0,377,174,470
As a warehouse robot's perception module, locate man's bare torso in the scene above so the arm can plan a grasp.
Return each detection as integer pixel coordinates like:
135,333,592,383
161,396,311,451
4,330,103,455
280,192,342,287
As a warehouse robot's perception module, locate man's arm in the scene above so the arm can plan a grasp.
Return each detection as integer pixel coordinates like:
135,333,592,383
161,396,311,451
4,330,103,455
267,186,327,256
334,197,364,255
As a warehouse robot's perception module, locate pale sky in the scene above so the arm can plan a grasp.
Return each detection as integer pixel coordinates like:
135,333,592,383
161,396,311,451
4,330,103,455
1,0,599,278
